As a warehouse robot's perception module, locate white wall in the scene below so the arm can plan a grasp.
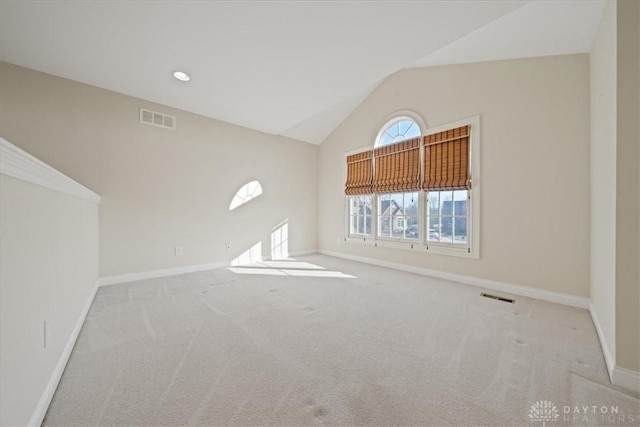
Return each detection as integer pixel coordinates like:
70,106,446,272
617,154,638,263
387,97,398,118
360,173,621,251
0,173,99,426
0,62,318,278
590,0,617,372
319,54,591,297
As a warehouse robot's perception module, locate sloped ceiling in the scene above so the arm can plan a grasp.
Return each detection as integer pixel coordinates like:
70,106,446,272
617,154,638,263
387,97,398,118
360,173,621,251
0,1,604,144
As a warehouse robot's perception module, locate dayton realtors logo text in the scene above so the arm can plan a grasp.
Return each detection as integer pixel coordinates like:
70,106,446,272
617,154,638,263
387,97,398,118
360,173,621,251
562,405,637,424
530,400,638,424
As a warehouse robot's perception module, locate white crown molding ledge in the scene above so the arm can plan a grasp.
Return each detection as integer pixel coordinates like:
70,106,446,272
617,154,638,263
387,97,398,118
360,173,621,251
319,249,590,309
0,137,101,204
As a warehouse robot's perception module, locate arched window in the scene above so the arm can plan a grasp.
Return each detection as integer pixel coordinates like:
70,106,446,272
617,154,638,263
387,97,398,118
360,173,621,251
345,113,479,258
229,180,263,211
375,117,422,147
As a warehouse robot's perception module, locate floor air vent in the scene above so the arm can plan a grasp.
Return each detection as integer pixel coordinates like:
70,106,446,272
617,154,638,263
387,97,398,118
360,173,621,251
481,292,515,303
140,108,176,130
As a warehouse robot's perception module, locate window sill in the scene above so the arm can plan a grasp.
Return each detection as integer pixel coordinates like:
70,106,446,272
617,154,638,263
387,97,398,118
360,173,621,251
344,236,478,259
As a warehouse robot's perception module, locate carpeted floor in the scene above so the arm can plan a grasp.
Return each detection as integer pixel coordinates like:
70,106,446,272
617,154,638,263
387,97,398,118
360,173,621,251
44,255,639,426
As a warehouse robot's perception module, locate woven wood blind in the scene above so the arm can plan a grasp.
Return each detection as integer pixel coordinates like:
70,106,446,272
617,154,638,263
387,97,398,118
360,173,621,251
373,137,421,193
422,125,470,191
345,150,373,195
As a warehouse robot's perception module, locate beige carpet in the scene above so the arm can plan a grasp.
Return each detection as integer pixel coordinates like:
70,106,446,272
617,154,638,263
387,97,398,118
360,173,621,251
43,255,639,426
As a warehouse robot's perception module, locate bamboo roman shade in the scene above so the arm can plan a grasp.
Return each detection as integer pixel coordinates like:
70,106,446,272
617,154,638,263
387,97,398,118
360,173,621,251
344,123,471,195
345,150,373,195
422,125,470,191
373,137,421,193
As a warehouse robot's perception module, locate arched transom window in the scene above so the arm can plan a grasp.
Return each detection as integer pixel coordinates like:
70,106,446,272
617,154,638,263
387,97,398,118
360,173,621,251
376,117,422,147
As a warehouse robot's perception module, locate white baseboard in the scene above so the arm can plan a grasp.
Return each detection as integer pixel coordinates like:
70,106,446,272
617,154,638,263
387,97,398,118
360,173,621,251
319,249,589,309
588,301,615,380
99,250,319,287
612,366,640,394
288,249,319,257
588,304,640,395
28,280,100,427
99,261,230,286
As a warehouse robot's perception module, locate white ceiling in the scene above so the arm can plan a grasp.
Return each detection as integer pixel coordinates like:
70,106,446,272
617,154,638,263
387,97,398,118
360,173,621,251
0,1,604,145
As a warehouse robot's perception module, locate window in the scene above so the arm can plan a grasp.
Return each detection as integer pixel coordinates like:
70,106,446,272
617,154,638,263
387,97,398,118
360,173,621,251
376,117,422,147
344,115,480,258
377,192,419,240
427,190,468,245
348,195,373,236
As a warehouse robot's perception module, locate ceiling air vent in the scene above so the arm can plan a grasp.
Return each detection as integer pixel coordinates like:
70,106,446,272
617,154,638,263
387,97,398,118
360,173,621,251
140,108,176,130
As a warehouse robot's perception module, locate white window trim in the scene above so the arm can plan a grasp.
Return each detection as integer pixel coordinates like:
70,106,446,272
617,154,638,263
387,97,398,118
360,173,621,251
343,115,480,260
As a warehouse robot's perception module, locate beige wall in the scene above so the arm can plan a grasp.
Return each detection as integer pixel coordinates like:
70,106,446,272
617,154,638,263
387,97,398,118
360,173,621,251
0,175,99,426
589,0,640,375
615,0,640,373
590,0,617,370
319,55,591,297
0,62,318,277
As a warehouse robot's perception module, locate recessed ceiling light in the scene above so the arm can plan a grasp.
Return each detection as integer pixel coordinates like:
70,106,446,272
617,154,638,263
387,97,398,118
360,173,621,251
172,71,190,82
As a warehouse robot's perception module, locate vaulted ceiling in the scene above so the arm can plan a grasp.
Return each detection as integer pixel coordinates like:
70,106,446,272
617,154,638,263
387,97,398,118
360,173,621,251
0,1,605,144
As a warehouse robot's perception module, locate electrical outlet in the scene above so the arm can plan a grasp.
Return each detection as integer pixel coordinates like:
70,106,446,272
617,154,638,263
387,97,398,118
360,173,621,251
175,246,183,256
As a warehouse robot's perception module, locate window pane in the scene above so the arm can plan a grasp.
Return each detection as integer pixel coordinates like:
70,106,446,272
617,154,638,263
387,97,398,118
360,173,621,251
381,133,394,145
453,190,468,216
348,196,372,236
398,120,411,134
377,192,419,240
405,123,421,139
390,193,402,207
378,215,391,237
392,216,405,238
427,224,440,241
363,196,372,219
454,218,467,243
406,215,418,239
426,190,471,246
439,216,453,243
391,122,400,137
429,192,439,217
377,118,421,147
404,192,417,210
440,191,454,216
